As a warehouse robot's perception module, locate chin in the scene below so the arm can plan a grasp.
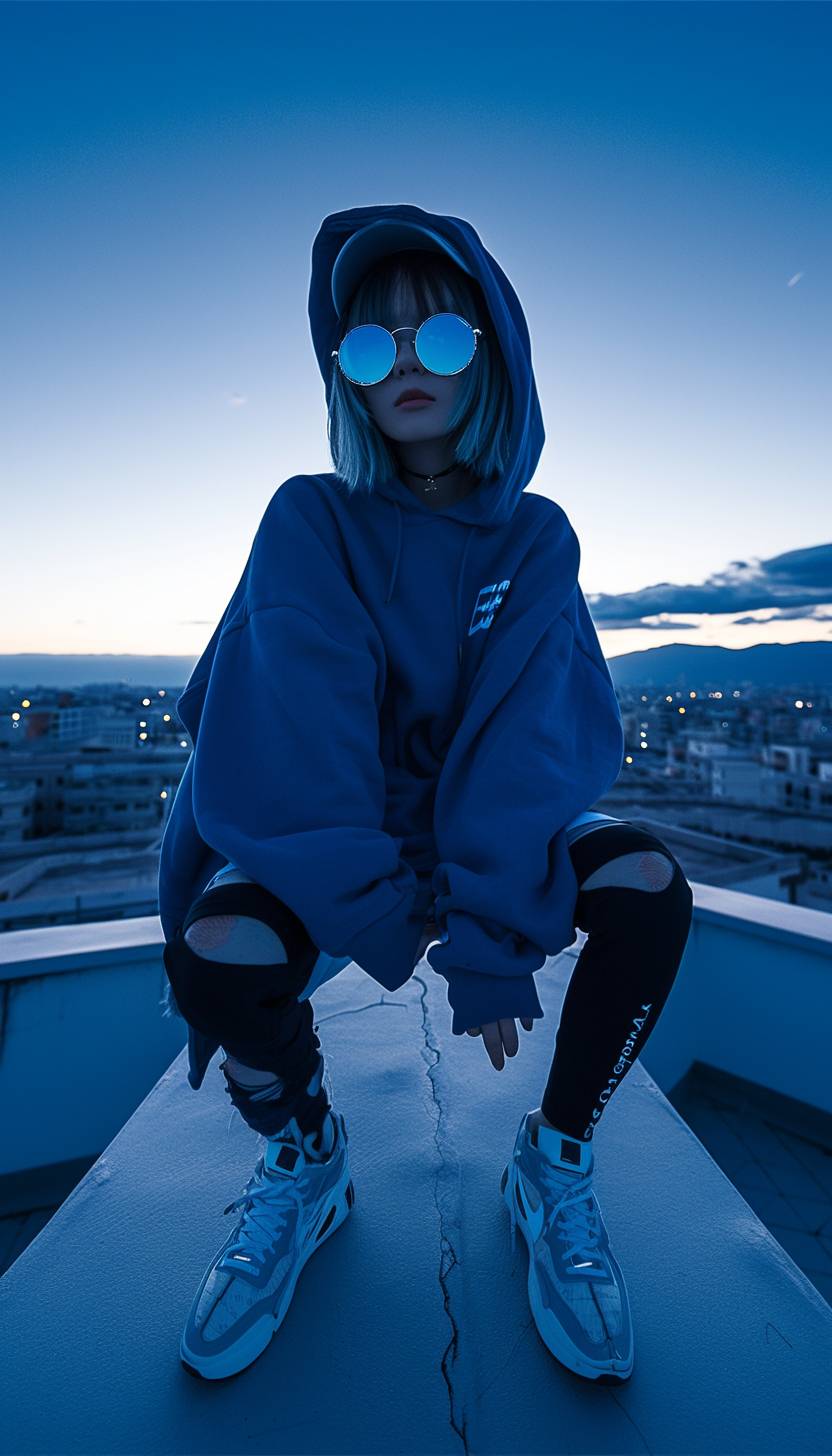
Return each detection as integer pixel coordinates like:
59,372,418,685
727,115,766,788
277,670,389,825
382,418,448,444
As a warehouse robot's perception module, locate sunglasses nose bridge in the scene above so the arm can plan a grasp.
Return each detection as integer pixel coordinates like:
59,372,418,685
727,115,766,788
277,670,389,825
389,324,418,350
380,330,420,379
394,335,420,367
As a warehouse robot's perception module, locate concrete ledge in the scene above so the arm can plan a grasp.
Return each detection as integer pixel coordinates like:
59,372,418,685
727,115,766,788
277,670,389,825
0,914,183,1177
0,913,163,981
636,883,832,1116
2,944,831,1454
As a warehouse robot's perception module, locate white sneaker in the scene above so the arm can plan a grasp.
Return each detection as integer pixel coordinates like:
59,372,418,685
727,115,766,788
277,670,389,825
180,1108,353,1381
500,1111,634,1383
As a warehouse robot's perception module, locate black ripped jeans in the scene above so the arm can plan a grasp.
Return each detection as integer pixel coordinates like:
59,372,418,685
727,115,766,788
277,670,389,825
162,880,334,1140
161,820,694,1144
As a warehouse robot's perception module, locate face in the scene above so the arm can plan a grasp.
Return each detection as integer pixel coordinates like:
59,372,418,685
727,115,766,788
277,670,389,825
356,281,469,447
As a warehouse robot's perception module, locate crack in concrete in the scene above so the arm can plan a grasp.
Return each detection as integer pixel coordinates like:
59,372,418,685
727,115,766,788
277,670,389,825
314,994,410,1025
412,973,470,1455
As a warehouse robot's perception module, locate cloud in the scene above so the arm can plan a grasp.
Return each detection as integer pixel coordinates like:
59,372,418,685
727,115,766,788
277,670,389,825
587,543,832,629
614,618,700,632
178,619,215,626
731,605,832,625
228,393,248,407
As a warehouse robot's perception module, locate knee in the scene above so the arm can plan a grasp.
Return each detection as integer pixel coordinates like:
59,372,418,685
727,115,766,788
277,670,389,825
577,828,694,931
163,927,292,1046
634,834,694,922
580,842,684,897
162,877,321,1050
184,913,287,965
635,838,695,940
649,836,694,914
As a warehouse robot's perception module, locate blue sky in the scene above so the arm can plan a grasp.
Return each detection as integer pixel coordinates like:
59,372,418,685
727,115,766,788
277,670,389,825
3,1,830,660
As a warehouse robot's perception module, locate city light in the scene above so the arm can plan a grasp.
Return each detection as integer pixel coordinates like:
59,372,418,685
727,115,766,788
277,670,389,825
180,740,188,748
158,689,166,697
139,721,146,728
142,697,151,706
679,707,686,714
163,713,171,722
21,699,30,708
795,700,804,709
625,755,633,763
138,731,147,740
160,790,168,799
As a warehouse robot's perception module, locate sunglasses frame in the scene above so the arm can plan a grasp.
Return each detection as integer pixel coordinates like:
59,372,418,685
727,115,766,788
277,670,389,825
331,312,483,387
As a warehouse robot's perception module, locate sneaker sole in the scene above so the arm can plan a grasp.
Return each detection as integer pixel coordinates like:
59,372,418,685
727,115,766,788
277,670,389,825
180,1174,355,1382
499,1164,634,1385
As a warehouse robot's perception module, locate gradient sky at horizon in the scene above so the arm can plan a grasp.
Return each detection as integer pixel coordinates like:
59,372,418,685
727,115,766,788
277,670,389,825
3,1,830,662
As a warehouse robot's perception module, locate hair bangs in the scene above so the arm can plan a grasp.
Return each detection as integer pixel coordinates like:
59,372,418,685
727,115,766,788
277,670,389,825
327,249,513,496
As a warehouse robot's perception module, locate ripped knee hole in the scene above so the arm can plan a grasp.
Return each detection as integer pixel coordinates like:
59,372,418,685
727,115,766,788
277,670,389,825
183,914,288,965
579,850,676,894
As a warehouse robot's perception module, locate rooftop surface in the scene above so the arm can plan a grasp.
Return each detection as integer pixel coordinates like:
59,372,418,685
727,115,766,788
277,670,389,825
3,939,832,1454
672,1062,832,1310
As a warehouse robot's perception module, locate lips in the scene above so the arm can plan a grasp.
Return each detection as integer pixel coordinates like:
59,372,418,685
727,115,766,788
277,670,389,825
395,390,435,406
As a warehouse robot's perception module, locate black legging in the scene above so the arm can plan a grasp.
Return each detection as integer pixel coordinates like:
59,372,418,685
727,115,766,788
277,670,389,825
542,821,693,1141
162,821,694,1143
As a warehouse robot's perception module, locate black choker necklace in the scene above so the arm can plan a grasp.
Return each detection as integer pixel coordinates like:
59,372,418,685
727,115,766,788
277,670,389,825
402,462,460,495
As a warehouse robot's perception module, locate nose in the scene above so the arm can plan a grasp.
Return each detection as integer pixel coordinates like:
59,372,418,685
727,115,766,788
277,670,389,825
394,336,424,373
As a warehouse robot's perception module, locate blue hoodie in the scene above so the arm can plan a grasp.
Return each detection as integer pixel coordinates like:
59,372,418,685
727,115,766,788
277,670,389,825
157,203,625,1036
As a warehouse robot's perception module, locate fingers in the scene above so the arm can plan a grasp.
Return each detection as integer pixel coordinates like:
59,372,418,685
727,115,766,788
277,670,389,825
480,1019,519,1070
467,1019,535,1037
465,1017,536,1069
480,1021,506,1070
500,1017,519,1059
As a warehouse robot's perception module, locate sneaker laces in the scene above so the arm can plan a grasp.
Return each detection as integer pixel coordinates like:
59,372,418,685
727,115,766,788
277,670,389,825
538,1162,603,1267
507,1149,602,1269
221,1164,305,1272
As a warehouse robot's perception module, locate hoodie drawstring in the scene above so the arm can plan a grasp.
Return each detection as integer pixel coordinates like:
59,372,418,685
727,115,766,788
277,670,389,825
385,501,477,662
455,526,476,657
384,502,404,604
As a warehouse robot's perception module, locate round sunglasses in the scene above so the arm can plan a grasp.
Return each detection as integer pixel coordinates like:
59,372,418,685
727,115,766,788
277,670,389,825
331,312,482,387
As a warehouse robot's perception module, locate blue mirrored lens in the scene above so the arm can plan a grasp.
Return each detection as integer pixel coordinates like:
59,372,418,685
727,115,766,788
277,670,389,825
338,324,396,385
416,314,476,375
336,314,477,385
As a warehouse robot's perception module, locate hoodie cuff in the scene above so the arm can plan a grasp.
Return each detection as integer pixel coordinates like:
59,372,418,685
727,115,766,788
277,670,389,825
346,891,427,992
430,964,545,1037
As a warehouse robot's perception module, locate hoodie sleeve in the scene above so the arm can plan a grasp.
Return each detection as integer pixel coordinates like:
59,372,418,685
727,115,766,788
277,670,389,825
186,477,426,986
426,578,625,1035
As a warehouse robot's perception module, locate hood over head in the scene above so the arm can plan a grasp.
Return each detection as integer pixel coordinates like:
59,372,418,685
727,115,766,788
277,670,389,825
308,203,545,546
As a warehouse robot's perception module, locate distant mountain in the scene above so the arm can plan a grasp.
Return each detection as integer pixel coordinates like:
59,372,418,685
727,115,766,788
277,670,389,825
0,654,201,691
0,640,829,692
606,640,832,689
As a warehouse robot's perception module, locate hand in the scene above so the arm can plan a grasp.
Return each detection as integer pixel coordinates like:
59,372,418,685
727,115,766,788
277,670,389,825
466,1017,535,1070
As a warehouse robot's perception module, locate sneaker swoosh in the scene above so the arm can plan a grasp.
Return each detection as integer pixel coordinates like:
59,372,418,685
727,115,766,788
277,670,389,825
516,1168,546,1243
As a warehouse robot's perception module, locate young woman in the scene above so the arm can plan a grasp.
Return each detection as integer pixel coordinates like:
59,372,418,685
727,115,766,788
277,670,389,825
159,203,694,1386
